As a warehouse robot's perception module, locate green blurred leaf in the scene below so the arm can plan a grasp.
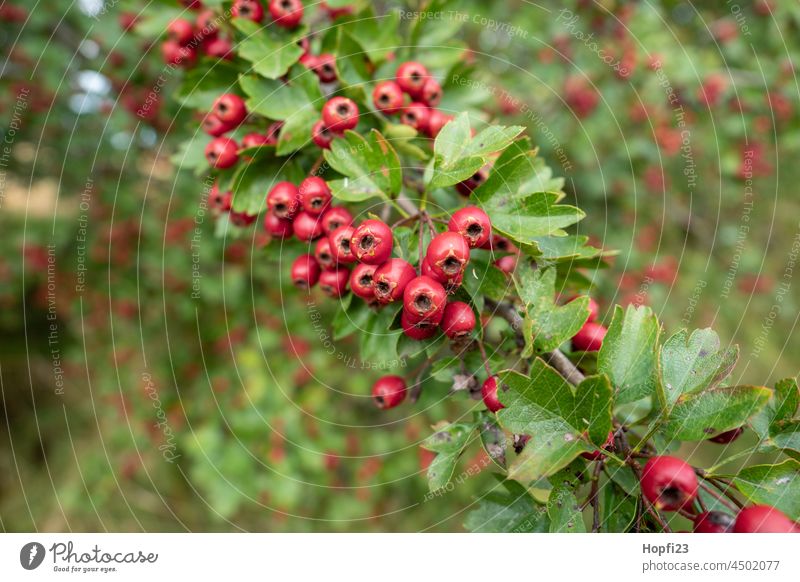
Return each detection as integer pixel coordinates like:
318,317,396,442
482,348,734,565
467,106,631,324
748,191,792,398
232,18,306,79
464,479,548,533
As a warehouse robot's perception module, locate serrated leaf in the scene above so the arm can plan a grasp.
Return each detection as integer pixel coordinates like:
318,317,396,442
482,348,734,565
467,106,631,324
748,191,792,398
345,8,401,63
239,71,320,120
598,305,661,405
323,129,402,201
176,62,241,110
276,106,318,155
172,135,209,176
574,374,614,446
232,18,306,79
476,410,506,469
662,385,771,441
422,421,477,491
751,377,800,455
733,460,800,521
464,479,548,532
547,481,586,533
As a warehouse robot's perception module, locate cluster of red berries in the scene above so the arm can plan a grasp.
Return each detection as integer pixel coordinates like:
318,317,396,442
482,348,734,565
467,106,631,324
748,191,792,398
310,97,360,149
163,7,233,67
230,0,304,28
641,456,799,533
374,62,452,139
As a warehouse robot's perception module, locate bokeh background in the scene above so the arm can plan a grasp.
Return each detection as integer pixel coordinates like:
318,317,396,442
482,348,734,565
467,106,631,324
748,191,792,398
1,0,798,531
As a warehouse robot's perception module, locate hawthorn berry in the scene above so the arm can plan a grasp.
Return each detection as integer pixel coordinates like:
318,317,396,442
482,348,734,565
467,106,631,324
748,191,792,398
167,19,195,45
733,505,799,533
371,376,407,409
209,183,232,213
205,37,233,60
196,10,219,40
311,53,337,83
328,225,357,264
693,511,734,533
448,206,492,248
421,77,442,107
264,212,294,238
231,0,264,22
268,0,303,28
572,321,608,352
455,168,489,196
229,210,257,227
372,258,416,304
396,61,430,98
291,254,321,289
351,219,393,265
403,276,447,323
202,114,232,137
311,119,336,149
372,81,405,114
708,427,744,444
440,301,476,339
640,456,699,512
321,206,352,234
266,181,301,219
292,211,324,242
481,376,504,412
322,97,359,132
319,268,350,298
205,137,239,169
426,109,452,138
299,177,332,215
564,295,600,322
162,40,197,67
241,132,271,149
420,258,462,292
426,232,471,281
400,310,438,340
400,102,430,133
212,93,247,127
350,263,378,300
314,237,336,270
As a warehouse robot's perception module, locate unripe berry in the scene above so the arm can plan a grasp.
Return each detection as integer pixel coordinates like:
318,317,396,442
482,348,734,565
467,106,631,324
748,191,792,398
291,254,320,289
426,232,471,280
403,276,447,323
372,375,407,409
299,177,332,215
167,19,195,45
202,114,232,137
350,263,377,300
311,119,336,149
640,456,699,512
426,109,452,138
572,321,607,352
440,301,476,339
328,225,357,264
372,81,405,114
482,376,504,412
319,268,350,298
396,61,430,98
455,168,488,196
421,77,442,106
733,505,799,533
322,97,359,132
351,219,393,265
373,258,416,304
264,212,294,238
311,53,337,83
693,511,734,533
293,211,324,242
212,93,247,126
401,310,438,340
232,0,264,22
321,206,352,234
708,427,744,444
448,206,492,248
314,237,336,270
205,137,239,168
266,181,301,219
268,0,303,28
400,102,430,133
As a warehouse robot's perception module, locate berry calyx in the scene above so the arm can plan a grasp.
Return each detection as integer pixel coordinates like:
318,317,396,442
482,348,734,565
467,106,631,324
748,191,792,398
268,0,303,28
299,176,332,215
292,211,324,242
266,181,301,219
322,97,359,132
318,268,350,298
440,301,476,339
640,456,699,512
396,61,430,98
426,231,471,280
264,212,294,238
572,321,607,352
733,505,799,533
372,258,416,304
351,219,393,265
321,206,353,235
448,206,492,248
291,254,320,289
372,376,407,409
481,376,504,412
205,137,239,169
350,263,377,300
693,511,734,533
372,81,405,114
212,93,247,126
403,276,447,323
328,225,357,264
232,0,264,22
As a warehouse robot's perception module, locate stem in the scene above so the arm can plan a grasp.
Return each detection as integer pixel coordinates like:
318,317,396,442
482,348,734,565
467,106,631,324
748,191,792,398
705,447,758,475
476,338,492,377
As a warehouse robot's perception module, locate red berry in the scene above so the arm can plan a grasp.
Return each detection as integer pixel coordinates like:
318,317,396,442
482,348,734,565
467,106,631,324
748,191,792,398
420,257,462,292
229,210,257,227
328,225,357,264
314,237,336,270
205,137,239,168
372,259,416,304
401,310,438,340
350,263,378,300
455,168,489,196
202,114,233,137
241,132,271,149
400,102,430,133
580,431,615,461
426,109,452,138
396,62,430,98
426,232,471,280
572,321,607,352
167,19,195,45
321,206,352,235
640,456,699,512
448,206,491,248
268,0,303,28
212,93,247,126
440,301,476,339
232,0,264,22
481,376,504,412
322,97,359,132
494,254,518,274
205,37,233,60
266,181,301,219
421,77,442,106
311,120,336,149
264,212,294,238
372,376,407,409
734,505,799,533
162,40,197,66
403,276,447,323
319,268,349,298
351,219,393,265
299,177,332,215
209,182,232,213
311,53,337,83
293,211,324,242
291,254,321,289
708,427,744,444
372,81,405,114
196,10,219,40
693,511,734,533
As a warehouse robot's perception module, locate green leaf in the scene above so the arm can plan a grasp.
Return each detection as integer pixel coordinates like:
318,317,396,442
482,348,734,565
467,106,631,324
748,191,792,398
751,377,800,455
276,106,318,155
176,62,241,110
345,8,401,64
476,410,506,469
323,130,402,201
598,305,661,405
547,481,586,533
422,421,477,492
358,304,402,366
662,385,772,441
659,328,738,409
733,460,800,521
232,18,306,80
574,374,614,446
171,135,209,176
515,264,590,353
464,479,549,533
239,71,320,120
600,484,638,532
